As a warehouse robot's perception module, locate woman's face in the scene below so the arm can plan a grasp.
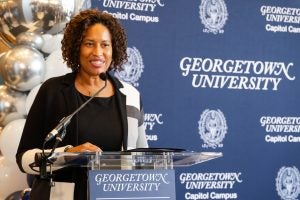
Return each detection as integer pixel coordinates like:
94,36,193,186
79,23,113,76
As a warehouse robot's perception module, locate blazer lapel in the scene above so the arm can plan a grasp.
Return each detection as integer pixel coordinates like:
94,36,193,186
61,73,80,145
110,75,128,150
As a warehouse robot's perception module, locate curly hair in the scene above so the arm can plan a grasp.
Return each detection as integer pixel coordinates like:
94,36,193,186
61,9,127,72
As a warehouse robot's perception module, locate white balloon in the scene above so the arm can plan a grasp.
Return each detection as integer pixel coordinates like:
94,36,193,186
41,34,53,42
44,48,71,81
41,34,63,54
0,156,28,200
25,84,41,115
15,92,27,116
0,119,26,163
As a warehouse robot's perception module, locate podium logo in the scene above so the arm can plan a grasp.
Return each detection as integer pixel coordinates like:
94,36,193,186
199,0,228,34
276,166,300,200
198,109,228,149
114,47,144,87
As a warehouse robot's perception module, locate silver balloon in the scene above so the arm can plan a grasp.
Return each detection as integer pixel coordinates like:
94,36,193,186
16,32,44,49
0,0,91,45
0,85,27,126
0,52,6,67
1,45,45,91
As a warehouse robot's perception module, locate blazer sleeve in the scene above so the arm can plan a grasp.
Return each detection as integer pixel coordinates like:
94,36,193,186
16,78,70,174
120,81,149,149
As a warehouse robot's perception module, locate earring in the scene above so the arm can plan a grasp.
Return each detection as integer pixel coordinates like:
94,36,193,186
73,64,80,72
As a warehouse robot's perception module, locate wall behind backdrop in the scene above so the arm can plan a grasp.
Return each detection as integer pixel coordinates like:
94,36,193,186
93,0,300,200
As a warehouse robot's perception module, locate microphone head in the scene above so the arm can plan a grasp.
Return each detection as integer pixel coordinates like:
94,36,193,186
100,72,107,81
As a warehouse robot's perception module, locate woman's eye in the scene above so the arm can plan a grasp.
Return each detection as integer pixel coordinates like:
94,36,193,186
84,42,93,47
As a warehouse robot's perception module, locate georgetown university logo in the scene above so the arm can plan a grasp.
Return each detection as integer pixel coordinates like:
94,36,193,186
198,109,228,148
199,0,228,34
114,47,144,87
276,166,300,200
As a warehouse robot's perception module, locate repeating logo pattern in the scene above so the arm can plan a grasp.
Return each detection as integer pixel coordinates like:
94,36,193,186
198,109,228,148
114,47,144,87
199,0,228,34
276,166,300,200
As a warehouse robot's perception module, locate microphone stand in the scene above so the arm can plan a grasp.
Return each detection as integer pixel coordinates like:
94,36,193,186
38,127,67,185
37,73,107,183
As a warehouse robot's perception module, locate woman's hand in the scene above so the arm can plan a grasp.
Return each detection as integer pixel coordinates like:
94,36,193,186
65,142,102,152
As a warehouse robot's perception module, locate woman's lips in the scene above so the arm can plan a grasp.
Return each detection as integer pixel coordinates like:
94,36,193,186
90,59,104,67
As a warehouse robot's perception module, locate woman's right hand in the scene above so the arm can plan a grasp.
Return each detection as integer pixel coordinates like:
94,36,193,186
65,142,102,153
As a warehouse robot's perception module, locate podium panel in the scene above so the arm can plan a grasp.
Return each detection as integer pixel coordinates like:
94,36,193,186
89,169,176,200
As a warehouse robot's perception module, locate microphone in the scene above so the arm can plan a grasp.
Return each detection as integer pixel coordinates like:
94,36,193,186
44,72,108,142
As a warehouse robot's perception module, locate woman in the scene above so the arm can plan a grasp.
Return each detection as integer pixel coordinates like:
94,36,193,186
16,9,148,200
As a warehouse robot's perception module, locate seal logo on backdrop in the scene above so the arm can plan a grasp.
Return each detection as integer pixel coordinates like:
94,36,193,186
199,0,228,34
114,47,144,87
198,109,228,148
276,166,300,200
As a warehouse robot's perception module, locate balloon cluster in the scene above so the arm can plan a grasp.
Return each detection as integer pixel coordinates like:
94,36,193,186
0,0,92,198
0,30,72,140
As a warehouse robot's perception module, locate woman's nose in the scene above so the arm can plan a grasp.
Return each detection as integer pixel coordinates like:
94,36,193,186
93,44,103,56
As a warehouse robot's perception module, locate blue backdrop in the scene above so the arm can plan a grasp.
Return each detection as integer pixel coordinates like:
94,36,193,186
93,0,300,199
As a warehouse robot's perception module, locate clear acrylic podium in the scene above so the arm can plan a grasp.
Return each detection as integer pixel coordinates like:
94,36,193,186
47,149,223,170
46,149,222,200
